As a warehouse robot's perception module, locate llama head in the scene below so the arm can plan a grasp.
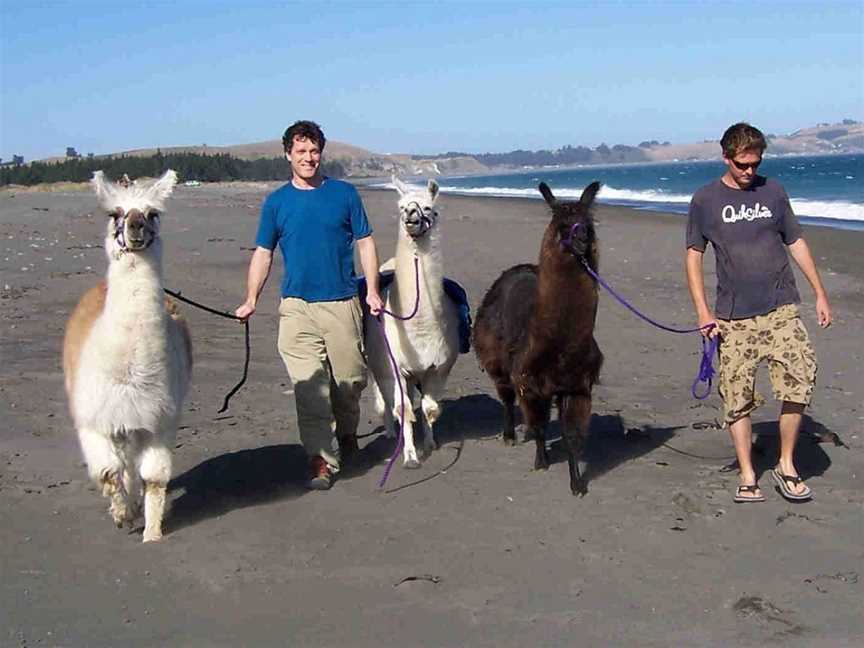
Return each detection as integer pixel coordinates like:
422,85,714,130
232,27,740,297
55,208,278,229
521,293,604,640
92,169,177,255
392,175,440,239
539,181,600,260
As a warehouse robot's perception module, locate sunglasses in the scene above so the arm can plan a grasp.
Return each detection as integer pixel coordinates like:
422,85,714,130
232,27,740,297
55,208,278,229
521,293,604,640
729,157,762,171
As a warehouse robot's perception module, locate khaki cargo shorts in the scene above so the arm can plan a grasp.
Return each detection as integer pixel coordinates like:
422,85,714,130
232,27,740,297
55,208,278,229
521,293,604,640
717,304,817,425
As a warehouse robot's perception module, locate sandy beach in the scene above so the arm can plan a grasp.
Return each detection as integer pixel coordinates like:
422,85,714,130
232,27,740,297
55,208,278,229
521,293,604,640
1,181,861,646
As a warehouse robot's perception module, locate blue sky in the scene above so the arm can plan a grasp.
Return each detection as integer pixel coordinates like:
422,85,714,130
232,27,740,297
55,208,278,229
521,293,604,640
1,0,862,162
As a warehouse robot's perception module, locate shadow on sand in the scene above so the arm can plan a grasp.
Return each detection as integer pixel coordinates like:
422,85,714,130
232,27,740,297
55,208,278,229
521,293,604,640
170,392,812,530
167,442,308,534
734,415,844,484
539,415,679,487
373,393,679,494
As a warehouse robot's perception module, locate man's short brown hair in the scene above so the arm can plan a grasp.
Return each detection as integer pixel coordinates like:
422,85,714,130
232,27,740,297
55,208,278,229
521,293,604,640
282,120,326,153
720,122,767,158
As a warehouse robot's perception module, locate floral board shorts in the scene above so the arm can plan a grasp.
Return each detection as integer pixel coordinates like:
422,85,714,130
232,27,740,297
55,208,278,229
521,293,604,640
716,304,817,425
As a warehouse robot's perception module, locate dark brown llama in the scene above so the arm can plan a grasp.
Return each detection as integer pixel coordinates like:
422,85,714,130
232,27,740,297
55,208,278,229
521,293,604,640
473,181,603,495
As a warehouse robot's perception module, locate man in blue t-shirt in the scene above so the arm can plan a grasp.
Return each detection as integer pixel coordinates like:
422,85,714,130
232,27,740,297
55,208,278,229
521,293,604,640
686,122,832,504
235,120,383,490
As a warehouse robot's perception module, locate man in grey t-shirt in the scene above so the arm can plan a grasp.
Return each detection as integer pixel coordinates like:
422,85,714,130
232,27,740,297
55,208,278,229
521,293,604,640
685,122,832,503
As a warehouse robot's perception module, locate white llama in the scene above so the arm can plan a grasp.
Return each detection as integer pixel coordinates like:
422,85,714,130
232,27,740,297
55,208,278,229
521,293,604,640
364,177,461,468
63,169,192,542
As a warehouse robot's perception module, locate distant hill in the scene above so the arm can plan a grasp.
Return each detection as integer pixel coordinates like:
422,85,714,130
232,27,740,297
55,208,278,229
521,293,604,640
639,120,864,163
36,120,863,178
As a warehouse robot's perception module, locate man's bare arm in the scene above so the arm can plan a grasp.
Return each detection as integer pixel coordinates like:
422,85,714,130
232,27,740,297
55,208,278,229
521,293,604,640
234,246,273,320
685,247,718,338
787,238,832,327
356,235,383,315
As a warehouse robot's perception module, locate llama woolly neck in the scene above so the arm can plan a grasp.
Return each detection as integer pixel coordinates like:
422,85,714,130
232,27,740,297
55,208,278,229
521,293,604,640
533,238,598,336
392,228,446,315
103,241,167,325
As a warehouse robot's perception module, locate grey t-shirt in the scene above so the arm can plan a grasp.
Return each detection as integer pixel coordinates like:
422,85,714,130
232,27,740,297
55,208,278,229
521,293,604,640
686,176,803,320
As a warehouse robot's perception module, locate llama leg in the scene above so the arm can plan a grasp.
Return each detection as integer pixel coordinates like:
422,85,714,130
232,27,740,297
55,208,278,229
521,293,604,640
139,442,172,542
419,375,449,456
560,394,592,496
401,389,422,470
392,382,421,468
418,399,439,456
494,382,518,446
78,428,128,525
521,397,551,471
142,482,167,543
122,466,143,524
369,378,396,439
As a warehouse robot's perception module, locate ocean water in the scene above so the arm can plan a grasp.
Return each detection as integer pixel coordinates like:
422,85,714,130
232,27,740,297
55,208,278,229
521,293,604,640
419,153,863,231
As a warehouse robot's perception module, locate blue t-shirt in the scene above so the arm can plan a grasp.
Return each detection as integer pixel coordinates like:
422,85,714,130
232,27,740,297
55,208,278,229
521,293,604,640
255,178,372,302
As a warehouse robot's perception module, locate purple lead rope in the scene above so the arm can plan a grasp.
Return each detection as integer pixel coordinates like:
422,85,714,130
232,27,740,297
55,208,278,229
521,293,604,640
692,336,718,400
562,222,717,399
373,257,420,488
579,257,717,399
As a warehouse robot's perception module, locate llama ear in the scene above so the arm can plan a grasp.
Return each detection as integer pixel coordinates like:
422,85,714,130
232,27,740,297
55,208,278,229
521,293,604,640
427,179,439,202
538,182,556,206
579,181,601,208
149,169,178,203
92,170,120,211
391,175,410,197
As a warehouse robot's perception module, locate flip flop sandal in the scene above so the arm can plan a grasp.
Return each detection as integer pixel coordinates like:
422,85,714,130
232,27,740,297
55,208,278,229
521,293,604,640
771,468,812,502
734,484,765,503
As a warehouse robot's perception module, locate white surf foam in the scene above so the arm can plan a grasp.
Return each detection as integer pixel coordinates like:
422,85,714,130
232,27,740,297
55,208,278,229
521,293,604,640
789,199,864,222
435,183,694,204
382,182,864,224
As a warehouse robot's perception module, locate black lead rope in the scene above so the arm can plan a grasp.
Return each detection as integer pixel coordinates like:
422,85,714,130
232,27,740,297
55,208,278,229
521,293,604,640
163,288,250,413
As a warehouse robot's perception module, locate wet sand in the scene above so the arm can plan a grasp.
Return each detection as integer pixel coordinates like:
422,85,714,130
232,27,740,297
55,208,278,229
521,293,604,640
1,181,862,646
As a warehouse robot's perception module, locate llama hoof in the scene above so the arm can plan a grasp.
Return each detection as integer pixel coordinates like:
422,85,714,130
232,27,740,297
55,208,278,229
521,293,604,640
534,457,550,471
110,510,134,528
99,469,121,496
142,530,163,543
109,501,130,527
570,478,588,497
403,458,422,470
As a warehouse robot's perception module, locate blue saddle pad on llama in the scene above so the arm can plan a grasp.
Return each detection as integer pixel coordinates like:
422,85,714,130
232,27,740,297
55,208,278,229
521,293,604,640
358,271,472,354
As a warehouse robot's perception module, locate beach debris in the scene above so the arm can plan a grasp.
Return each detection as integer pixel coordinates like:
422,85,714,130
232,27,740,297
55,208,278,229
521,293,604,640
732,595,809,634
691,419,723,430
775,511,825,526
625,427,652,439
733,595,785,619
808,429,848,448
394,574,441,587
672,492,702,515
803,571,858,595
